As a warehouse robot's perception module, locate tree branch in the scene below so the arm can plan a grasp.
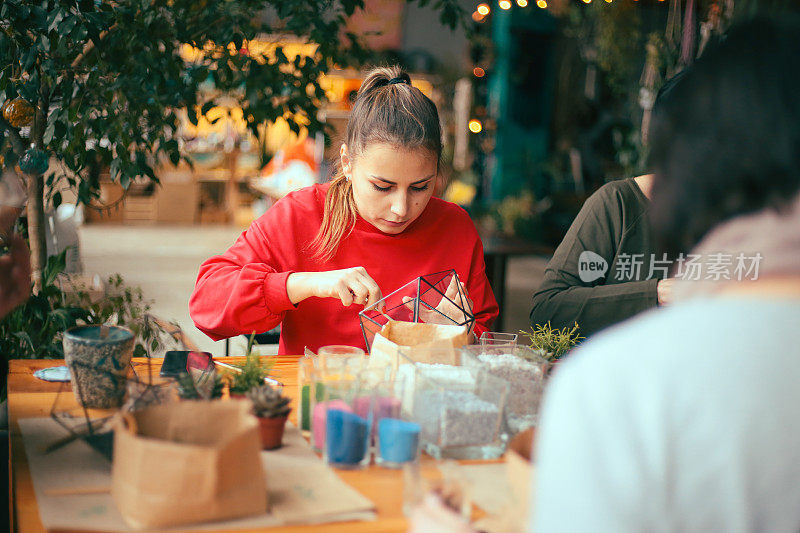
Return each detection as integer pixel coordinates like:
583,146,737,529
71,25,116,69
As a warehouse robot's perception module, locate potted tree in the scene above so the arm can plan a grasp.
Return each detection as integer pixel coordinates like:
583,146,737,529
246,384,291,450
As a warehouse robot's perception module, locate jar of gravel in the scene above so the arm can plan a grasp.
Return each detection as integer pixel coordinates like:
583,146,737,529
63,325,135,409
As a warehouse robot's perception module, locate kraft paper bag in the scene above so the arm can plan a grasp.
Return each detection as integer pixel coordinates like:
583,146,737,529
368,321,470,370
112,399,268,530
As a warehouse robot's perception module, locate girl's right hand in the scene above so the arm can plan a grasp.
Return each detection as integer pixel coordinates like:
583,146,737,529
287,267,382,307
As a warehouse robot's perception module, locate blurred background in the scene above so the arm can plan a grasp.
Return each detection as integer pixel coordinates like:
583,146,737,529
2,0,792,356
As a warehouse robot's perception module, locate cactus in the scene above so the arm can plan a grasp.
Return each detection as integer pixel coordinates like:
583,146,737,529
246,383,291,419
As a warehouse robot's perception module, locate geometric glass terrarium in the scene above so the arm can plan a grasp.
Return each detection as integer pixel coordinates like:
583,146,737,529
48,358,179,460
359,269,475,351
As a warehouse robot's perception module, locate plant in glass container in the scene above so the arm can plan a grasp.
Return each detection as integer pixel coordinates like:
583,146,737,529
246,383,291,450
519,322,584,370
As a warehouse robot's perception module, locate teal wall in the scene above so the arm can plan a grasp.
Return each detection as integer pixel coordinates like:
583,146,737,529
488,7,557,201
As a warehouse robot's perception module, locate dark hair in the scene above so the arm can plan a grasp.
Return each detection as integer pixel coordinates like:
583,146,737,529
310,66,442,262
648,17,800,257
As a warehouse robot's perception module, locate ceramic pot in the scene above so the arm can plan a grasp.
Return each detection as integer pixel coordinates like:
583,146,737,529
63,325,134,408
257,415,288,450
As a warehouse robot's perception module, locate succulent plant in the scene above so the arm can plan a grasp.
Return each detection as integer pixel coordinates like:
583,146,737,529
246,383,291,419
227,332,273,394
519,321,584,362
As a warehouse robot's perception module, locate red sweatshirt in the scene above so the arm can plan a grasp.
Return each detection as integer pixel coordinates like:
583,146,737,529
189,183,498,355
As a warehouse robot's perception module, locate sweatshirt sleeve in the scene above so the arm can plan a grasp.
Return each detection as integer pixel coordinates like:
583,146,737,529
530,186,659,338
189,210,298,342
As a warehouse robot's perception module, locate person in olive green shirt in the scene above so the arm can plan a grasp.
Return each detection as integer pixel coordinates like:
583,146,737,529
530,174,674,338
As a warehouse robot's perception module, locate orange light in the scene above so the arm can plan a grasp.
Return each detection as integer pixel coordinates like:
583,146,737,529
582,0,591,3
477,3,490,15
518,0,529,6
472,10,484,21
604,0,612,3
499,0,512,10
473,67,486,78
535,0,546,7
468,119,483,133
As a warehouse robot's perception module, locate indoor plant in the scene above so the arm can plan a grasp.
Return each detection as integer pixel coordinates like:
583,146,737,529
246,383,291,450
519,322,584,370
227,333,273,397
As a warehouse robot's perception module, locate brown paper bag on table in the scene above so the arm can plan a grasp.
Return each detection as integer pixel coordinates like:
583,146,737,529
112,399,268,530
367,321,470,371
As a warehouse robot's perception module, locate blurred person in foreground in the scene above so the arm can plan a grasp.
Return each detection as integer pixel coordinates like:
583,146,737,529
533,17,800,532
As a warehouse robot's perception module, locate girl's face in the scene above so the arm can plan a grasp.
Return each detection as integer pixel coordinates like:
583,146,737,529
342,143,438,235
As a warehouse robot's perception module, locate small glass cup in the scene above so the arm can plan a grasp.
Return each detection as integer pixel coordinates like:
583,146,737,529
402,460,471,519
375,373,420,468
479,331,518,348
317,345,365,368
322,378,372,469
309,347,364,451
298,356,322,432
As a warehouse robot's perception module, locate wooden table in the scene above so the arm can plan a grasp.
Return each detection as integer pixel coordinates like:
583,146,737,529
8,356,490,532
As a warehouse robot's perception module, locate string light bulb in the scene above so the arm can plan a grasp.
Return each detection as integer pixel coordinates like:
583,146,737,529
536,0,546,7
582,0,591,3
473,67,486,78
499,0,512,10
517,0,529,6
468,119,483,133
477,3,490,15
472,10,484,21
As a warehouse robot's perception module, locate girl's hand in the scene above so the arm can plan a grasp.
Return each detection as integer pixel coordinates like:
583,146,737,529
287,267,382,307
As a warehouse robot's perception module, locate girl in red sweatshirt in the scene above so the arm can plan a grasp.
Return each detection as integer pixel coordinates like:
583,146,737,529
189,66,498,355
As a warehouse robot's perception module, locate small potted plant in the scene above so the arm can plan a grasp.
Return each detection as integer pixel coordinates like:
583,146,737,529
227,333,273,398
519,322,584,374
246,383,292,450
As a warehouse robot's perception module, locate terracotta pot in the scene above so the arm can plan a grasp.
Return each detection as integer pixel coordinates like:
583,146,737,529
257,415,288,450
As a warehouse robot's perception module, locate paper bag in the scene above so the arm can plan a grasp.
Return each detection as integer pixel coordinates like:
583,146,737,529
368,321,470,370
112,400,268,529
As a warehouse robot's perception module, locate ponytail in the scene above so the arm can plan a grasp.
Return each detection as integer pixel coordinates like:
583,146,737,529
309,172,358,262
